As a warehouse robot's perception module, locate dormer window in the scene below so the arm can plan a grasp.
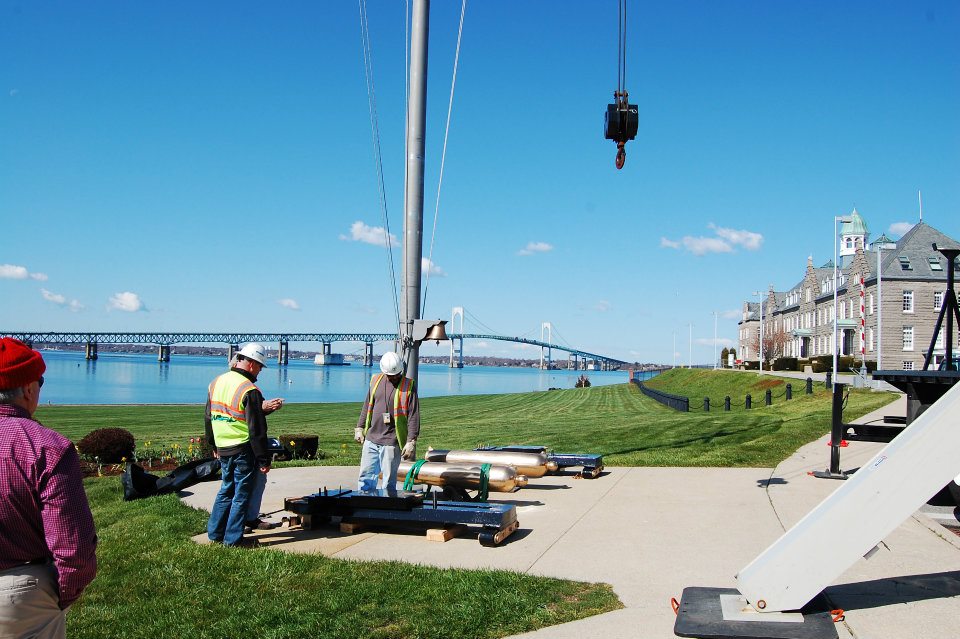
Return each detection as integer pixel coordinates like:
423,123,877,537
929,257,943,272
899,256,912,270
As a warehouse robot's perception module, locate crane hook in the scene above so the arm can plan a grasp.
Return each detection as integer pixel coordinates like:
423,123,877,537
615,142,626,170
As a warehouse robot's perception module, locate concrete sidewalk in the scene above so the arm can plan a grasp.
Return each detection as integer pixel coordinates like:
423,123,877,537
181,394,960,638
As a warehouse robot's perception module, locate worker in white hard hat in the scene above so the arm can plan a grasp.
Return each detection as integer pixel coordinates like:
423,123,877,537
204,343,274,548
354,351,420,492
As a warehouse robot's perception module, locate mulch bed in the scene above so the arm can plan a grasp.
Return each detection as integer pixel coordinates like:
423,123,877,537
81,460,181,478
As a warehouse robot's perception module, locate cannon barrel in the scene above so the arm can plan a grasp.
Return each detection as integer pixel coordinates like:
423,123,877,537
398,461,527,492
424,449,557,478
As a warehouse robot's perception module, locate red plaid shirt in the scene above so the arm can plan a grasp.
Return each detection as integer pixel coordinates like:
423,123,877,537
0,404,97,608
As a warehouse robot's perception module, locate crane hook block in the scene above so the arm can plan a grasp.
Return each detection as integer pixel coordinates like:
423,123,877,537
604,98,638,169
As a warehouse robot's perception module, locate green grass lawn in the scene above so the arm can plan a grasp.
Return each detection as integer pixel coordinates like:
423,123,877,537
35,369,897,637
72,479,619,639
37,368,897,468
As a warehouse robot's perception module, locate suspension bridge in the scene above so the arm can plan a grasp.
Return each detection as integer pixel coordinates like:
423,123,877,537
2,329,628,371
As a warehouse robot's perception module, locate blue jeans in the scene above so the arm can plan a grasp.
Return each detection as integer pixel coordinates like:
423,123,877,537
246,468,267,523
358,440,400,492
207,448,255,545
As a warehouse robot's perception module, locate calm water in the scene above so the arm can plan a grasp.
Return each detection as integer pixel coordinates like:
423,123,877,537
37,350,638,405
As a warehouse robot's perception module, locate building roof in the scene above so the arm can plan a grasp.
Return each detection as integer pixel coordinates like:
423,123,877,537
841,208,869,237
876,222,959,281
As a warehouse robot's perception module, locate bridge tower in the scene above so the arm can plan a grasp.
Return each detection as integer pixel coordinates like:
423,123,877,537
85,341,98,360
540,322,552,370
228,344,239,364
568,352,578,370
158,344,171,362
277,340,289,366
364,342,374,367
449,307,464,368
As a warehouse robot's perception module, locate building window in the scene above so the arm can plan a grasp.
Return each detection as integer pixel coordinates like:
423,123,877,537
869,294,874,315
936,328,944,351
903,360,914,371
903,326,914,351
935,291,943,310
849,299,854,318
845,238,853,249
929,256,943,272
902,291,914,313
806,288,811,302
868,328,874,352
899,256,912,270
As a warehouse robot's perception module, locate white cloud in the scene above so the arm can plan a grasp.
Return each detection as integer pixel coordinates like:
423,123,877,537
889,222,913,238
352,303,378,315
682,236,734,256
422,258,446,277
710,224,763,250
339,221,397,248
278,298,300,311
721,309,741,320
41,288,84,312
695,337,736,347
108,291,144,312
0,264,46,280
595,300,612,312
662,224,763,256
9,89,19,97
40,289,66,304
518,241,553,256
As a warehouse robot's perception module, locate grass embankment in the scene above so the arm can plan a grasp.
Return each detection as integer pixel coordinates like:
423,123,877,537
71,479,616,639
38,368,897,468
36,369,897,638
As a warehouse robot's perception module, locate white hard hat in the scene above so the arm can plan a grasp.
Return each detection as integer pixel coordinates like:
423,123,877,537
237,343,267,367
380,351,404,376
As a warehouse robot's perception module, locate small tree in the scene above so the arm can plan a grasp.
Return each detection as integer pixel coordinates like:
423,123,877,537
720,347,730,367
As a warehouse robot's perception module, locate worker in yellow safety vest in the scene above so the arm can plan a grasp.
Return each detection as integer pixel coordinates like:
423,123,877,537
204,343,273,548
354,351,420,492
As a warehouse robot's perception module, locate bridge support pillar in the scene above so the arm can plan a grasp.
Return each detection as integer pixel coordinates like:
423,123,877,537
449,336,463,368
228,344,239,364
278,340,289,366
85,341,98,360
323,342,332,356
363,342,374,367
568,353,578,370
158,344,171,362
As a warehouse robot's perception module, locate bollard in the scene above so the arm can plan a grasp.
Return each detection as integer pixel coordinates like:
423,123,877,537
786,383,792,400
704,397,710,412
745,394,752,409
724,396,731,411
825,372,832,388
765,389,772,406
806,377,813,394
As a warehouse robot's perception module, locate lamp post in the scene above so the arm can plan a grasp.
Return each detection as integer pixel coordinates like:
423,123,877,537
833,214,853,388
753,291,764,372
876,243,887,379
688,322,693,368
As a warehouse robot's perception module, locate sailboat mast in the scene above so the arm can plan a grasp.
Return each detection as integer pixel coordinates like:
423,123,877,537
402,0,430,381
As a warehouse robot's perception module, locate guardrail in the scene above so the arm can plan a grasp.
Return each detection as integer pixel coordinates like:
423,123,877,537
631,379,689,412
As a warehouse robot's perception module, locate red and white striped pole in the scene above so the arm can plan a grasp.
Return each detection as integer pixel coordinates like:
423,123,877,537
859,273,866,364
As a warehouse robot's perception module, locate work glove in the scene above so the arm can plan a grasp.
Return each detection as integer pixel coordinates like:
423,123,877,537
401,439,417,461
354,427,365,445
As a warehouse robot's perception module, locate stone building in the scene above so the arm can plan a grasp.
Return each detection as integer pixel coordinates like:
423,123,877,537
738,211,959,371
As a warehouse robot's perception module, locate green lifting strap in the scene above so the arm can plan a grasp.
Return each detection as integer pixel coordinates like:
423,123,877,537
403,459,428,491
476,463,492,502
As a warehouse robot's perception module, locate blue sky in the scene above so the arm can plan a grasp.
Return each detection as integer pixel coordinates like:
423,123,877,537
2,1,958,364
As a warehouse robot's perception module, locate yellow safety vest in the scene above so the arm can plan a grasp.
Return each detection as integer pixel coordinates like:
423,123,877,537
208,370,257,449
363,373,415,446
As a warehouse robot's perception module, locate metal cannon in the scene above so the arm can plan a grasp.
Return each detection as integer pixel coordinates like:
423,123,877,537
398,461,528,493
425,448,558,478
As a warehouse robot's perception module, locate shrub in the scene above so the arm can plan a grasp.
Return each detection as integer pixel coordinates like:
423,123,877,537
77,428,135,463
279,434,322,460
772,357,798,371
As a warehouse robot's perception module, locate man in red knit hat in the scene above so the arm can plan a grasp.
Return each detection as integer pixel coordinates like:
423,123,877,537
0,338,97,638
